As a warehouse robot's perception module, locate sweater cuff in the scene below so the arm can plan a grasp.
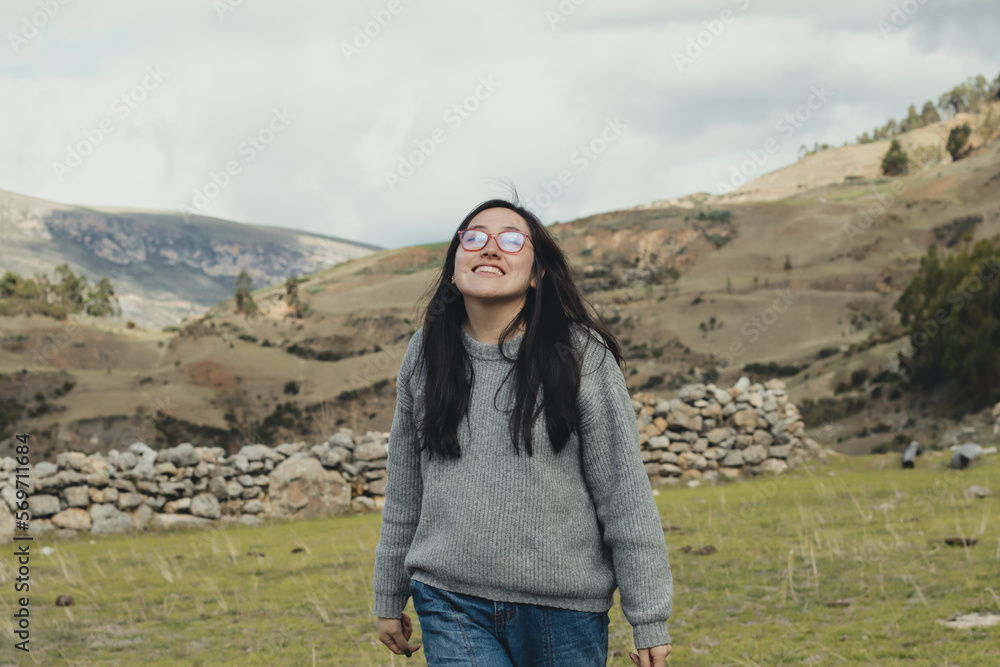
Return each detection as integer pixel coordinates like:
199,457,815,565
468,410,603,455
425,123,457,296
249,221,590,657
372,593,410,620
633,621,671,651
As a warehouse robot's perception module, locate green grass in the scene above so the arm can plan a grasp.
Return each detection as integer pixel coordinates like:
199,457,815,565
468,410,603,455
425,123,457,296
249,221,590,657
2,451,997,665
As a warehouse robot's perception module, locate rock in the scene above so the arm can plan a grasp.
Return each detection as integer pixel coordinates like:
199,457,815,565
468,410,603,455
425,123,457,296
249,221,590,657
721,450,744,467
368,477,388,495
760,458,789,476
752,430,775,447
239,444,271,461
742,445,768,465
90,504,133,534
132,505,153,531
51,508,92,531
190,493,221,519
966,485,992,499
719,467,742,480
239,515,263,527
678,383,706,402
768,445,792,459
702,470,719,484
352,496,376,513
34,461,58,478
242,500,264,514
267,457,351,520
62,485,91,508
669,410,702,432
129,442,158,466
149,513,213,531
680,469,702,482
950,443,983,469
28,494,61,518
164,498,191,513
713,388,732,405
705,427,732,445
354,440,388,461
117,492,144,510
732,407,758,431
161,443,197,467
208,477,229,500
226,481,243,498
234,455,250,472
647,436,670,450
275,442,305,457
658,463,682,477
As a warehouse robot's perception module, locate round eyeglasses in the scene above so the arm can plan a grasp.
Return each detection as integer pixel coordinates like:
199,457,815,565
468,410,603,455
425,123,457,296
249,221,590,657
456,229,531,253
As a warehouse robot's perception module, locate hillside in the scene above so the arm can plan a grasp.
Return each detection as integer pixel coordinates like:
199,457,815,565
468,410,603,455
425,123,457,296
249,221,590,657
0,189,380,329
2,103,1000,461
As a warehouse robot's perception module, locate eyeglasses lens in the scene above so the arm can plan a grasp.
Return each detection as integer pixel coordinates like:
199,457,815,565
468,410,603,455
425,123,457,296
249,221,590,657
461,231,525,252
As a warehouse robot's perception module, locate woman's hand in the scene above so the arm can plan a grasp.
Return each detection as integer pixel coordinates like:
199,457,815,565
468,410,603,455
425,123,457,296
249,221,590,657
377,612,421,658
630,643,671,666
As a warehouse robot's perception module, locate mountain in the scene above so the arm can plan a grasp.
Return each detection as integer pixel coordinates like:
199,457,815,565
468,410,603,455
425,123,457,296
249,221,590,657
2,102,999,461
0,189,381,329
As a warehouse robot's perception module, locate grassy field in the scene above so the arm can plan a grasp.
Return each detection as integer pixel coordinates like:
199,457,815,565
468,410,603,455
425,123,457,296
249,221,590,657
1,451,996,666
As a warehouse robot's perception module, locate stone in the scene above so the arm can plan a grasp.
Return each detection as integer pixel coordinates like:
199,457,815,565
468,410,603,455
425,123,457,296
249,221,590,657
34,461,58,478
669,410,702,432
208,477,229,500
966,485,992,499
659,451,678,464
51,508,91,531
719,467,742,480
129,442,158,465
234,455,250,472
28,494,61,518
667,441,690,454
702,470,719,484
239,515,263,527
132,505,153,531
62,485,91,508
647,436,670,450
190,493,221,519
658,463,682,477
155,461,179,475
768,445,792,459
706,427,733,445
692,438,709,453
241,486,261,500
226,481,243,498
117,492,144,510
735,434,753,449
239,444,271,461
354,440,388,461
267,457,350,520
242,500,264,514
149,513,213,531
681,468,702,483
29,519,55,536
368,477,388,495
742,445,768,465
678,383,706,402
733,407,758,431
160,443,197,467
752,430,775,447
164,498,191,513
352,496,376,513
760,458,789,476
721,450,744,467
90,504,133,534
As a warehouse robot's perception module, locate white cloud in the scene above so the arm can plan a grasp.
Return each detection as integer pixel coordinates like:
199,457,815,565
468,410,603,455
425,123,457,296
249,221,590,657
0,0,996,250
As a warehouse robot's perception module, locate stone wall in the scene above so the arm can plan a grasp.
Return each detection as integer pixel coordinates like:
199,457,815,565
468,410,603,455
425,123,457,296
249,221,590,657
631,376,823,486
0,376,821,542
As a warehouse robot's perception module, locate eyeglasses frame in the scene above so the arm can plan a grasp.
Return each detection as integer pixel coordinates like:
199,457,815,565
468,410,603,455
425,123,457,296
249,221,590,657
455,229,533,254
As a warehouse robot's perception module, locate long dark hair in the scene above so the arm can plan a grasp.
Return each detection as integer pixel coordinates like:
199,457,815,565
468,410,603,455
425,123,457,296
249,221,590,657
411,195,625,461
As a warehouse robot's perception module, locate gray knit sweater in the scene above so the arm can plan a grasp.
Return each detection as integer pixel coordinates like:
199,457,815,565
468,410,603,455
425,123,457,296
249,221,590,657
371,323,673,650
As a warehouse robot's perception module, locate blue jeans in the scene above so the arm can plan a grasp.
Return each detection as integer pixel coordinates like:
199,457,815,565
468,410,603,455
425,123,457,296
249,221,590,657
409,578,610,666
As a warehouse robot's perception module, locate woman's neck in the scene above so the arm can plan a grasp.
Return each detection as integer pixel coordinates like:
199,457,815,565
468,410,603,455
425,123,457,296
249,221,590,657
462,313,526,346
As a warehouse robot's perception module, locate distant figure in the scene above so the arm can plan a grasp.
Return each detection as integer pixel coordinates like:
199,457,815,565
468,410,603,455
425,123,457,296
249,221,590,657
902,440,921,468
950,442,984,469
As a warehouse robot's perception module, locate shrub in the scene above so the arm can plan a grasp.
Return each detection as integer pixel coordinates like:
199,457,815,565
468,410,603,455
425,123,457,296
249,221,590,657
881,139,909,176
946,123,972,161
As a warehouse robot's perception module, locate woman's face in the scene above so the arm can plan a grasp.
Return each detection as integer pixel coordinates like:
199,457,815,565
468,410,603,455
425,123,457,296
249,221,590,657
451,207,541,302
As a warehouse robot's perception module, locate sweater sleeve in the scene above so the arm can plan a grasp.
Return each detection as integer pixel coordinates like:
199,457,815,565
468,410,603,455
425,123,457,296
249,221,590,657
371,330,424,619
576,331,673,650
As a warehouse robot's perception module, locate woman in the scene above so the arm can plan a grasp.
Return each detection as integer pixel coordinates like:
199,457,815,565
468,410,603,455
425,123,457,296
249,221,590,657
372,197,673,666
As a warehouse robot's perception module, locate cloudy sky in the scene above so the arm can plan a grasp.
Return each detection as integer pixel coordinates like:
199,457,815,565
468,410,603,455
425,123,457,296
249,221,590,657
1,0,996,249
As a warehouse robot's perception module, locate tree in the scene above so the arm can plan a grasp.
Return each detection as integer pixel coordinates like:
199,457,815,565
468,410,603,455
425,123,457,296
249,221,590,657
52,263,89,311
234,269,256,315
894,239,1000,405
946,123,972,161
881,139,909,176
85,277,121,317
920,101,941,125
284,275,307,318
901,104,924,133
